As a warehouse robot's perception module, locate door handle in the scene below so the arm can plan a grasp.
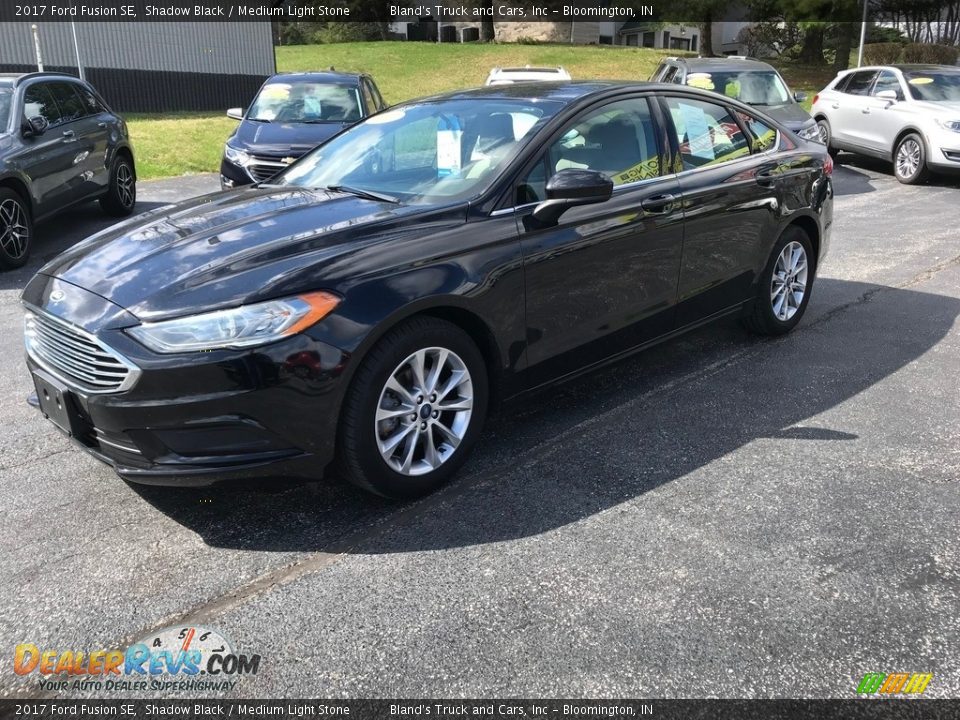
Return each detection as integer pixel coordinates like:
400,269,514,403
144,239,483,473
755,164,780,187
97,122,107,128
640,193,676,214
831,103,840,109
862,108,871,114
61,130,76,142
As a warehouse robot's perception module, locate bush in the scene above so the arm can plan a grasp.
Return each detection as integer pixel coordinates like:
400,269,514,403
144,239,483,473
313,22,384,44
862,42,904,65
901,43,959,65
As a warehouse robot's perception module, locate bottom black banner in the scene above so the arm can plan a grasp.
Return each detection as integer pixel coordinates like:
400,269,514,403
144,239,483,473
2,700,959,720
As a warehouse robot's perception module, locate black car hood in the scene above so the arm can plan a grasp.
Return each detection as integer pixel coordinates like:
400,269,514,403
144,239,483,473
38,187,465,322
231,119,346,156
753,102,813,131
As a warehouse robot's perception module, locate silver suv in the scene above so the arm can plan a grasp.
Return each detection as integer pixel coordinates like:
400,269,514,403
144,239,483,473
812,64,960,184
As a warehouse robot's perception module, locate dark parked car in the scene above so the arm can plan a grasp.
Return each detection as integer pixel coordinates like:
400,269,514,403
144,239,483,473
0,72,136,269
23,82,833,499
220,70,387,189
651,56,821,142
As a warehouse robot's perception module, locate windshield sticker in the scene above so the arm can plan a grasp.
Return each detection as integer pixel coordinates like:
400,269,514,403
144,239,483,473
437,115,463,178
686,73,716,91
908,77,933,85
677,104,715,161
613,157,660,185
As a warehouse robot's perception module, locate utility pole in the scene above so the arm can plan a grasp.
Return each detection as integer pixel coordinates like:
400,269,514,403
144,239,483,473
31,24,44,72
857,2,869,67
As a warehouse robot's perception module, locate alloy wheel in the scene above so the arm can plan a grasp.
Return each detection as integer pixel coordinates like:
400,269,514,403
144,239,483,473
896,139,921,180
375,347,474,477
0,198,29,259
117,163,135,208
817,123,828,145
771,241,808,322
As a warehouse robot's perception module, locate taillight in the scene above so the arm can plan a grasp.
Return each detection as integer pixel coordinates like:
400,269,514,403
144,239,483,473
812,94,819,106
823,153,834,177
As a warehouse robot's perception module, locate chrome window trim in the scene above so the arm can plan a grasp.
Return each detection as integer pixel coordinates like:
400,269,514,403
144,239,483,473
23,303,142,395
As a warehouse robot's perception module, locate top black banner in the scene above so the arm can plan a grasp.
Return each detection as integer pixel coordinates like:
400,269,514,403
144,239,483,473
0,1,876,24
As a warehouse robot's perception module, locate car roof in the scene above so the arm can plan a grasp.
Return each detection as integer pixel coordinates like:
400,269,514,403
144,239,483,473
0,71,82,86
416,80,762,109
842,64,960,74
670,56,777,73
266,71,365,85
421,81,624,104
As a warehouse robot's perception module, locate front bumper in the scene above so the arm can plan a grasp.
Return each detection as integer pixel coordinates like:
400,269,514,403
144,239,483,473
923,126,960,171
23,280,351,487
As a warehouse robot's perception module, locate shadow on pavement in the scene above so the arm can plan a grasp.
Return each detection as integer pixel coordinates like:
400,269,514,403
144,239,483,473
129,277,960,554
831,163,876,197
837,152,960,189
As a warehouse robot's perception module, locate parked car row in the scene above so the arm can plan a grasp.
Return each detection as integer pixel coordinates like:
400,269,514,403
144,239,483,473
13,51,959,500
650,55,960,185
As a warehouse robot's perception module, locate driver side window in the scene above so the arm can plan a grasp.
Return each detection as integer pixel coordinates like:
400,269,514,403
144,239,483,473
516,97,660,204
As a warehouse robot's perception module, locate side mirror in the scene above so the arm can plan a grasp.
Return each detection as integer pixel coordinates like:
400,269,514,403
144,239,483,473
22,115,48,138
876,89,899,102
532,169,613,224
226,107,244,121
793,91,808,103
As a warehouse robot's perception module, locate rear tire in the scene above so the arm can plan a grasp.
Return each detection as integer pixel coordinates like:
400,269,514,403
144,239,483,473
337,316,489,499
99,154,137,217
816,119,839,159
893,133,930,185
742,226,814,336
0,188,33,270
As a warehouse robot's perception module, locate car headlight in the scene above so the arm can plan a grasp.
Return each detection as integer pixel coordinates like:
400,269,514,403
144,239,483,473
935,119,960,133
797,123,820,141
127,292,341,353
224,144,251,166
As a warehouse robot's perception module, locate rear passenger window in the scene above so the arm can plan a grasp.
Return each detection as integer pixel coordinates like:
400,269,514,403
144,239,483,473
665,97,750,170
736,111,778,153
843,71,878,96
49,83,87,123
76,85,107,115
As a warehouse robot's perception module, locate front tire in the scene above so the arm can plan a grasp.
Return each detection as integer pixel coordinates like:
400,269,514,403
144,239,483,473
816,119,839,159
99,154,137,217
893,133,930,185
742,226,814,336
0,188,33,270
337,316,489,499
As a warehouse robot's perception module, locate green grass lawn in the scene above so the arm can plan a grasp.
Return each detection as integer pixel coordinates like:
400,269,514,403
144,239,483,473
130,42,840,180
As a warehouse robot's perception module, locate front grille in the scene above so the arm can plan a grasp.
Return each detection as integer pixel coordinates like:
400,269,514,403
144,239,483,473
246,156,289,183
25,310,138,393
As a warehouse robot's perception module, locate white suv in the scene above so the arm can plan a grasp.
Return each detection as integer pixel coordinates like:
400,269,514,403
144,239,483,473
812,64,960,184
484,66,572,86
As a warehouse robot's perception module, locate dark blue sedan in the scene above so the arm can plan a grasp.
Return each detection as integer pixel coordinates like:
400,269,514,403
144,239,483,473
220,70,387,188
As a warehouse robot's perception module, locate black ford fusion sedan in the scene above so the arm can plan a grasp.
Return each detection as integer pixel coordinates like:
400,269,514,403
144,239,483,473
22,82,833,499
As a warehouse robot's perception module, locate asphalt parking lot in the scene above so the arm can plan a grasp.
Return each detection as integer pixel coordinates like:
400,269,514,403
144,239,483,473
1,158,958,698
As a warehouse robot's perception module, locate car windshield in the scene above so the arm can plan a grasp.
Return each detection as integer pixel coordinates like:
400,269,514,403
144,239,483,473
248,81,362,123
0,87,12,131
685,70,791,105
903,71,960,101
273,98,563,204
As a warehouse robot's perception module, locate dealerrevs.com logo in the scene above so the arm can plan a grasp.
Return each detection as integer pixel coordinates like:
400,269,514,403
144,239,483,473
14,626,261,693
856,672,933,695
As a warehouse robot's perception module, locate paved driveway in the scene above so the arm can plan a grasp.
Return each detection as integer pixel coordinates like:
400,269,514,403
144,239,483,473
1,161,958,698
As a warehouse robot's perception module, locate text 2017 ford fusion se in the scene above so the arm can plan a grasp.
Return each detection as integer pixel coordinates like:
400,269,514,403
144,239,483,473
22,83,833,499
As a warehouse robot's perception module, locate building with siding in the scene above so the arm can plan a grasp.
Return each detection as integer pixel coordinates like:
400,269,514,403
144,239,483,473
0,22,275,112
